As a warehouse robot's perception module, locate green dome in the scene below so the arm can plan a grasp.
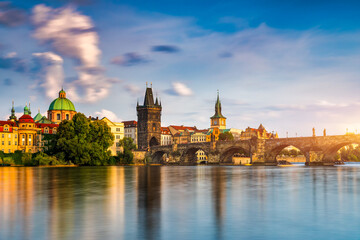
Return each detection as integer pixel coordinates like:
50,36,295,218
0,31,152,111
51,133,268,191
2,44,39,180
48,98,76,111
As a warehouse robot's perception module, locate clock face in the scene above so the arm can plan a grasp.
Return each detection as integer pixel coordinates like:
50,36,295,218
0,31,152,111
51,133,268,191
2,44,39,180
214,120,217,125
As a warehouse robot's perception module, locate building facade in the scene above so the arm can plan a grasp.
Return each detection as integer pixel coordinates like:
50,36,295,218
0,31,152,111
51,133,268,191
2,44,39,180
0,104,58,153
161,127,172,145
101,117,124,155
123,120,137,146
137,86,162,150
240,124,278,140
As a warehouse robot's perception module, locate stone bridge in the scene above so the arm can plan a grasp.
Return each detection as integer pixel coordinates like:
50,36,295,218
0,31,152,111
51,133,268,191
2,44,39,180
149,134,360,165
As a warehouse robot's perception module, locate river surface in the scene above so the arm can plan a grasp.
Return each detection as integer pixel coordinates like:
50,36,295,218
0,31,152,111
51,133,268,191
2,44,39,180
1,164,360,240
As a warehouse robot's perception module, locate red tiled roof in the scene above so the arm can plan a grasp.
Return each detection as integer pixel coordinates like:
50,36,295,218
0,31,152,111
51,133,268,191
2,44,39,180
169,125,197,131
36,123,59,128
122,120,137,127
161,127,171,134
0,120,17,126
18,114,34,123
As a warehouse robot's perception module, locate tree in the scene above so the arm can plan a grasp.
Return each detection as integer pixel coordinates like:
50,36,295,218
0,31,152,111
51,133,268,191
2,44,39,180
218,132,234,141
53,113,114,165
118,137,136,164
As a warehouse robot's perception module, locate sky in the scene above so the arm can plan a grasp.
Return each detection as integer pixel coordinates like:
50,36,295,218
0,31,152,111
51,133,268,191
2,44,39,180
1,0,360,137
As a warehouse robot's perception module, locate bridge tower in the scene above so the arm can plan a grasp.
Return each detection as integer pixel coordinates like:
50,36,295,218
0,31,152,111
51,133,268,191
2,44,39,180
137,84,162,150
210,90,226,129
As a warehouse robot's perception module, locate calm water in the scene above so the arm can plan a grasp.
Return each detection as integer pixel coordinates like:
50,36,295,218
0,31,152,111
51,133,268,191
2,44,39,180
1,165,360,240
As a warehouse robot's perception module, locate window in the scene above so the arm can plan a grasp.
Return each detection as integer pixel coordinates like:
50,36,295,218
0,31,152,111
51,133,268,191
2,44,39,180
29,135,32,145
53,128,57,134
8,149,11,153
116,128,121,132
8,141,11,145
44,127,49,134
57,114,61,120
22,135,25,145
66,114,69,120
15,142,17,145
116,135,120,139
15,135,17,138
8,134,11,138
1,141,3,145
116,142,120,147
1,134,3,138
4,125,9,131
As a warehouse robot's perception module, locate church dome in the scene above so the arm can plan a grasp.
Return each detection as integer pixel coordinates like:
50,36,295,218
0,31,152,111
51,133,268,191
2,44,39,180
48,89,76,111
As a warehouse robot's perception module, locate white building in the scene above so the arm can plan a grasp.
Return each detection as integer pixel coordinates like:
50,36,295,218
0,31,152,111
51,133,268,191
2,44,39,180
122,120,137,146
161,127,172,145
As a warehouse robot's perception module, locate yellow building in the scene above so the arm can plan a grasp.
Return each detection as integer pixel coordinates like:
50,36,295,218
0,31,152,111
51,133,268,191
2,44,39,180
101,117,124,155
0,121,18,153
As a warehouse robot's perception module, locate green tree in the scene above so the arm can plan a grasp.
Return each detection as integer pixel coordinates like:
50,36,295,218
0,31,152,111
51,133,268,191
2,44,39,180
218,132,234,141
53,113,114,165
118,137,136,164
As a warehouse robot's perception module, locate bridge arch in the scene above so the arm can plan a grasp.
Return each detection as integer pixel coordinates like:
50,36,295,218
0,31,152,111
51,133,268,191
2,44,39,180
220,145,250,163
180,147,209,165
151,150,170,164
266,144,308,165
322,140,360,162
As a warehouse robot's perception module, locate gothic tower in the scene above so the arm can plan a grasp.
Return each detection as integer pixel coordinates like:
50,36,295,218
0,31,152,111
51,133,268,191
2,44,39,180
137,84,162,150
210,91,226,129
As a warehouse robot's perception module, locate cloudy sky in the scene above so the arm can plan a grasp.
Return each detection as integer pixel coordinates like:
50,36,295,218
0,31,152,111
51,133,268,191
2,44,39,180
1,0,360,137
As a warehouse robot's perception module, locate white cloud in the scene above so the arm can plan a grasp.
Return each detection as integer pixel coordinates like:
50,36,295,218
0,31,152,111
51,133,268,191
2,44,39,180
95,109,122,122
31,4,118,103
32,52,64,99
170,82,193,96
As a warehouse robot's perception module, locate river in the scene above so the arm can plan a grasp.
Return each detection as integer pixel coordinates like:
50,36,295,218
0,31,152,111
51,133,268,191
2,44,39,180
1,164,360,240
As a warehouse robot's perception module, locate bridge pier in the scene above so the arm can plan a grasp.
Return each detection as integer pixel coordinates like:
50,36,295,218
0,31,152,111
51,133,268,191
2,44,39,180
305,151,335,166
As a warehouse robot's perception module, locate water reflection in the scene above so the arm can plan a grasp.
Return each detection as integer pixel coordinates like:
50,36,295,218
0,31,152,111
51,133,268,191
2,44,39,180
1,165,360,240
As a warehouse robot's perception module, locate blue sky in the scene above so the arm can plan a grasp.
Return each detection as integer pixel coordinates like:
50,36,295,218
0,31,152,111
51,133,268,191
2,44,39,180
1,0,360,137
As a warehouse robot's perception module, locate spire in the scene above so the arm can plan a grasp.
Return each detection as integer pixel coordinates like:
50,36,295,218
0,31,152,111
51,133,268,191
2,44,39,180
143,86,155,106
9,100,16,120
11,100,15,114
211,90,226,119
28,102,31,115
155,97,159,105
137,98,139,107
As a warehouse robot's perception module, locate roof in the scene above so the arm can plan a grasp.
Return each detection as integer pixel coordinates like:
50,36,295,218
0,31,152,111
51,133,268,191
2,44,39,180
211,92,226,119
0,121,17,127
122,120,137,127
48,98,76,111
37,123,59,128
18,114,34,123
37,116,52,124
169,125,197,131
161,127,171,134
138,87,161,108
33,112,43,122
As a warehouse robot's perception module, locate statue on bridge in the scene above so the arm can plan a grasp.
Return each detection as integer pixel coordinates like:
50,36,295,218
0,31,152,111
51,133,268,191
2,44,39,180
312,127,315,137
323,129,326,137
